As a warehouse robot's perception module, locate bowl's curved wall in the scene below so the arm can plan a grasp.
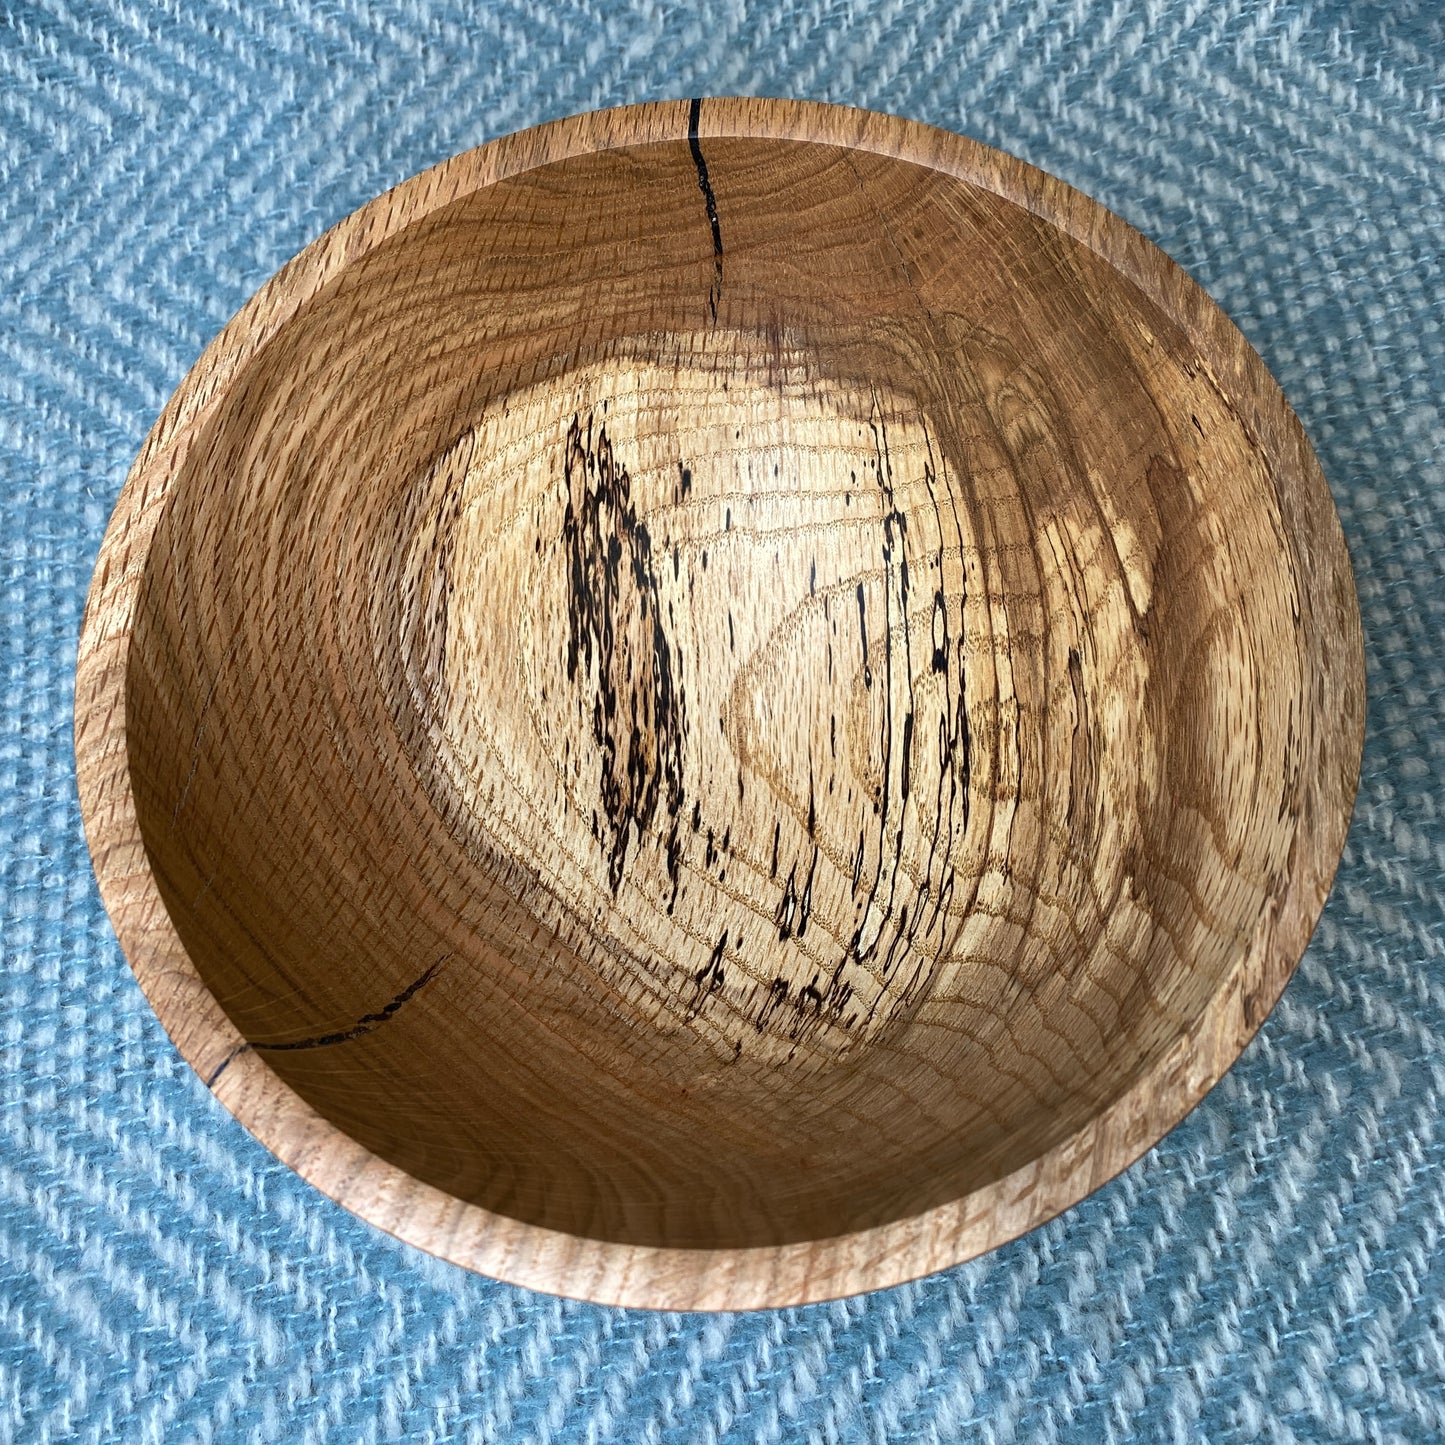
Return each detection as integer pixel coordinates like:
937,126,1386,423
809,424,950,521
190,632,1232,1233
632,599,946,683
78,99,1365,1307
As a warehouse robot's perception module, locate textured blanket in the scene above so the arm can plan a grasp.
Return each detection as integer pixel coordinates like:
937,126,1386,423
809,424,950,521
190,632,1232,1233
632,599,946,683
2,2,1441,1440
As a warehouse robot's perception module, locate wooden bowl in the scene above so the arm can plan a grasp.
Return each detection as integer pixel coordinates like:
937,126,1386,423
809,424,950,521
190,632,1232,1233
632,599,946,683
75,99,1364,1310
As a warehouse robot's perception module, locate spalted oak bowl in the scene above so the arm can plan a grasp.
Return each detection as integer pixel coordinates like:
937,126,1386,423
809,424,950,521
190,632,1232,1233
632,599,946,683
76,99,1364,1310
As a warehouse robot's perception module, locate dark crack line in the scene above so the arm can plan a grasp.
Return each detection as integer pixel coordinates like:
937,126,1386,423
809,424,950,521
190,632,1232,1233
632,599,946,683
230,956,450,1063
688,97,723,320
205,1042,251,1089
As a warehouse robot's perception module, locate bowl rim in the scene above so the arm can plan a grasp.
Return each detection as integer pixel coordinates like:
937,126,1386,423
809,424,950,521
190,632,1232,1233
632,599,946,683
74,96,1365,1311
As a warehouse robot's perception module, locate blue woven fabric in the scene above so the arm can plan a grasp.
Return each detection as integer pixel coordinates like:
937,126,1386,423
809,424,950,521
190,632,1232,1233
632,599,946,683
3,2,1443,1440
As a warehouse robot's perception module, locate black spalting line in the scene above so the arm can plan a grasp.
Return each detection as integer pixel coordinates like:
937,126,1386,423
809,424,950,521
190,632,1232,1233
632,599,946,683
753,415,981,1043
850,400,906,976
774,838,819,945
765,766,834,1032
753,964,853,1048
855,583,871,688
850,409,976,1028
563,413,687,893
929,433,974,951
757,976,791,1033
916,422,971,949
666,826,684,914
690,928,728,1014
688,97,724,321
877,403,917,981
776,862,799,940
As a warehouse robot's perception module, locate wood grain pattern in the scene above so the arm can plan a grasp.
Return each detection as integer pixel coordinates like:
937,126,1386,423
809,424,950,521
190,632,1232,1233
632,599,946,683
74,98,1364,1310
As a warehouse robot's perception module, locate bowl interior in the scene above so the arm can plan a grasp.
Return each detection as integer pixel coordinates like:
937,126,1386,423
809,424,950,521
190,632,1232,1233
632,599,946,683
125,130,1309,1250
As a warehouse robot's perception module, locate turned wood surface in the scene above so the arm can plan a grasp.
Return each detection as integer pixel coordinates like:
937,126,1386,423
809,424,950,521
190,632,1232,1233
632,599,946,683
75,98,1364,1310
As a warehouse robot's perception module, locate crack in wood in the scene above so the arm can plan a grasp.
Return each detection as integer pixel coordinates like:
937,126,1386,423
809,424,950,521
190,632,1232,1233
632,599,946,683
206,957,451,1081
688,97,723,321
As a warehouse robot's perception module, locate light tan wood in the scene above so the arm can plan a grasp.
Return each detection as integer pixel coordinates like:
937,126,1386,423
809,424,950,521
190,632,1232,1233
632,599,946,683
75,98,1364,1310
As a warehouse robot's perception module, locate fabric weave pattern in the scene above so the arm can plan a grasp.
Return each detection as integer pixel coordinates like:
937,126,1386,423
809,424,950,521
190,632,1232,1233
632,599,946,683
2,2,1442,1440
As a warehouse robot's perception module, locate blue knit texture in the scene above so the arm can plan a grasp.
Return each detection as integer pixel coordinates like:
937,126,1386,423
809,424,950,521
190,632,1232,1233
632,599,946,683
2,2,1442,1440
